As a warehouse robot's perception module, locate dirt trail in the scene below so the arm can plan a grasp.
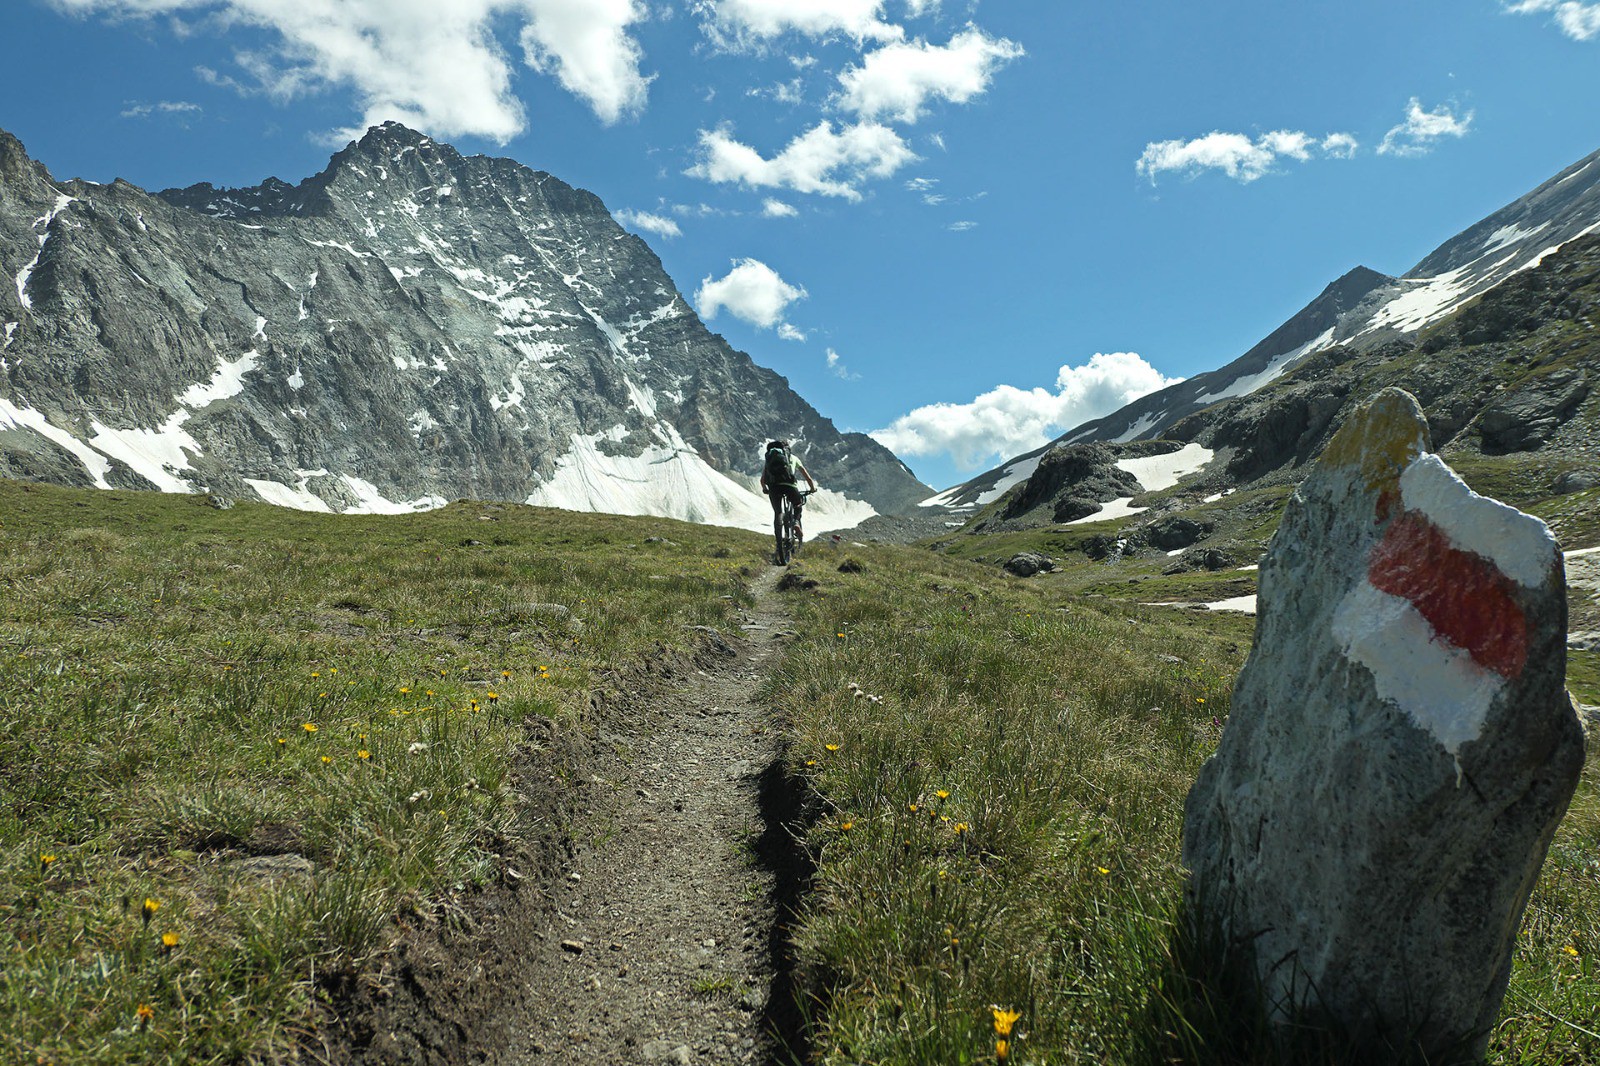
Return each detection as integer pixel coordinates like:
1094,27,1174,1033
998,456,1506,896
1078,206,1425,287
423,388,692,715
498,566,801,1066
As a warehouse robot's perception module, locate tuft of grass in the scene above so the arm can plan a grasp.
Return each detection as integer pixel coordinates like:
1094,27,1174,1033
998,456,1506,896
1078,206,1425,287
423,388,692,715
0,479,765,1064
771,541,1600,1065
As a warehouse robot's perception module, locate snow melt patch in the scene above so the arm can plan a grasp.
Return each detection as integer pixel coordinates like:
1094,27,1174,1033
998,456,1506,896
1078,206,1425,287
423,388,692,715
3,322,15,348
1361,267,1476,336
15,194,76,310
1482,221,1549,255
528,426,875,534
0,397,113,487
1069,496,1148,525
1117,442,1214,492
179,350,258,408
339,475,447,514
1194,329,1335,405
245,476,332,511
1111,412,1161,443
88,411,200,493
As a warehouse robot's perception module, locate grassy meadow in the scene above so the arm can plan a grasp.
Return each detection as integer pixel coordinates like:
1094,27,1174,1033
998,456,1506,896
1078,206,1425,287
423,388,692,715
2,476,1595,1065
0,479,763,1064
770,541,1600,1065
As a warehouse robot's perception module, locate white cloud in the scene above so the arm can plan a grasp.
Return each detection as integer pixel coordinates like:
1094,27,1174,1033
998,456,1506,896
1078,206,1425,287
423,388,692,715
870,352,1182,471
612,209,682,239
1503,0,1600,40
1378,98,1474,157
51,0,652,139
837,27,1023,124
696,258,808,331
762,198,799,217
696,0,904,46
120,100,202,118
1136,127,1357,184
1321,131,1360,158
947,220,976,231
778,323,809,341
687,120,918,199
826,347,860,379
903,0,939,14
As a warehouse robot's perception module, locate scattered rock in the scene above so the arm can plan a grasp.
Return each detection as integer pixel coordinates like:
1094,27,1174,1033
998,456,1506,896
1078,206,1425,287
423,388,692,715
1553,468,1599,494
1052,497,1103,522
228,853,315,880
1079,535,1124,562
641,1040,691,1064
836,558,865,573
775,572,819,592
559,939,585,955
1145,517,1214,551
501,602,584,633
1183,389,1586,1059
1002,552,1056,577
644,536,677,545
686,625,738,657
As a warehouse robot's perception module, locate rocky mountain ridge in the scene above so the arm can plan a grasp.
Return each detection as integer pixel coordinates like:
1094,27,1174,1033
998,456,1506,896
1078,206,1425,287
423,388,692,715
0,122,929,529
935,144,1600,512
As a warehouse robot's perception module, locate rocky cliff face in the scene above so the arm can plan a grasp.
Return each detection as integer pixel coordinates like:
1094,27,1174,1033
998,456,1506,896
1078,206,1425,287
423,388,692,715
0,122,929,529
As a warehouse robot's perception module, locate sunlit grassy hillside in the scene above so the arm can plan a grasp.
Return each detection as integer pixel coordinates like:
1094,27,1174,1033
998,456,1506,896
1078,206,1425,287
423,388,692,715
0,480,764,1065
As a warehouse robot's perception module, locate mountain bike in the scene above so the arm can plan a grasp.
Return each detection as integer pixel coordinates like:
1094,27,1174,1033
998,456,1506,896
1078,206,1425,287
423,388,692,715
771,489,813,566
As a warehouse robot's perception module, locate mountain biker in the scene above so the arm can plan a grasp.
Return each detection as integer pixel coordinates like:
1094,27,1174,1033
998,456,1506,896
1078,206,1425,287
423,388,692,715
759,439,817,543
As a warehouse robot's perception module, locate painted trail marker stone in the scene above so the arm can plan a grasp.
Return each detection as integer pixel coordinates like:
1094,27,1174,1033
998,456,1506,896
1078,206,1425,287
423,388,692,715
1182,388,1585,1060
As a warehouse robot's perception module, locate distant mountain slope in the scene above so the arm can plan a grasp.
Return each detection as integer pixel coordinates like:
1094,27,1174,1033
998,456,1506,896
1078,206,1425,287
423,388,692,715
0,122,929,529
935,145,1600,509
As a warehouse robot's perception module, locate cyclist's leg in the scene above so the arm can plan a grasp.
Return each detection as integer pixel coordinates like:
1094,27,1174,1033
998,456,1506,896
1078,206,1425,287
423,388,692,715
770,491,785,562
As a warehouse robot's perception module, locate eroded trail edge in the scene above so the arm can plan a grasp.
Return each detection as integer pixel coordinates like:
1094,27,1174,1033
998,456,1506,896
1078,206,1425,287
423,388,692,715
500,566,803,1065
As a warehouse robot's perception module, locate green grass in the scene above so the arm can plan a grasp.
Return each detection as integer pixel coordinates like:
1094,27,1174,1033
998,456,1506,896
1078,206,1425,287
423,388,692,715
4,477,1596,1064
0,479,766,1065
769,544,1600,1065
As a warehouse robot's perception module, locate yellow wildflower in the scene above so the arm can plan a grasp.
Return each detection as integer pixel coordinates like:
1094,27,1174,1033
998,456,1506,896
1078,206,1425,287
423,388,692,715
40,854,56,873
142,898,160,925
1097,866,1111,876
302,722,318,734
358,750,371,760
839,821,854,831
161,931,179,948
824,743,839,752
996,1038,1009,1062
1564,945,1580,957
992,1007,1021,1036
136,1003,154,1025
321,755,332,765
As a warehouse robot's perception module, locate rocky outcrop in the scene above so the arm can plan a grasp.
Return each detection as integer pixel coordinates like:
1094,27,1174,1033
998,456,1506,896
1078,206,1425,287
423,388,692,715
0,123,930,527
1477,368,1589,453
1182,389,1585,1060
1002,552,1055,577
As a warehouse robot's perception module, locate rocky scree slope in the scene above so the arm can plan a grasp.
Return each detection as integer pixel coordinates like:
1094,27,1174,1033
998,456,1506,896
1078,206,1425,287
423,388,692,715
936,144,1600,511
0,122,928,527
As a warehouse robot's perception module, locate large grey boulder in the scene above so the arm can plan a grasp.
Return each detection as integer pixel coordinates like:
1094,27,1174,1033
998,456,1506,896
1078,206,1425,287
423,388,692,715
1183,388,1585,1060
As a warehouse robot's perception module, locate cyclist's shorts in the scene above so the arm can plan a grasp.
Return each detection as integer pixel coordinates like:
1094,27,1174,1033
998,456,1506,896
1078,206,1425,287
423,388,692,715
769,484,805,512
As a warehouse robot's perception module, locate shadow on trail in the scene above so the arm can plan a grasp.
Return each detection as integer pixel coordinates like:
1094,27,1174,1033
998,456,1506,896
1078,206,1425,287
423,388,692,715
752,757,816,1066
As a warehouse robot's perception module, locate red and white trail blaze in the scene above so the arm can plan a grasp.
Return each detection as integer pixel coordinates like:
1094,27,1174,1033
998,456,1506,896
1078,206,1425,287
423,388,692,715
1331,455,1558,759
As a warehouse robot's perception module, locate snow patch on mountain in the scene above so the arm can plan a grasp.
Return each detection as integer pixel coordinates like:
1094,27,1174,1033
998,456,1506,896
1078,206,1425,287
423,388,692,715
528,426,875,534
1196,329,1335,404
0,397,113,487
179,350,259,408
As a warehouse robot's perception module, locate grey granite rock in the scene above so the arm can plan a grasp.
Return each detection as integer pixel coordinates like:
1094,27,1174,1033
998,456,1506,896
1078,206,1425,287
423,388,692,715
1182,388,1584,1060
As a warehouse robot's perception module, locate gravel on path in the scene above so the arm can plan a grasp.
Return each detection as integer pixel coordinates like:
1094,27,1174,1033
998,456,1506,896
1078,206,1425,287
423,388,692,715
499,566,799,1065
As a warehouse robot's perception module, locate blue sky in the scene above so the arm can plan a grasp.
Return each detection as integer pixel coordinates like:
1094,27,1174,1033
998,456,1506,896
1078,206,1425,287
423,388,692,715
4,1,1600,491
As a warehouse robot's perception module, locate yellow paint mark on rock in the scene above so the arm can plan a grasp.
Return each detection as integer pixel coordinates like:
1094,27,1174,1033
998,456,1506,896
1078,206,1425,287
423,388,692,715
1320,388,1430,498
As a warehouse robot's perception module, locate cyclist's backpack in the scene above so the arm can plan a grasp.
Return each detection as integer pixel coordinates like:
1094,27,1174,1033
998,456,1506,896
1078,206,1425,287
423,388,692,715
764,444,796,487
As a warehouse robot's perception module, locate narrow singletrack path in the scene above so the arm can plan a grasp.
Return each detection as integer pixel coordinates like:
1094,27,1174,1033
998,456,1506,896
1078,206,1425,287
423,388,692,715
500,566,797,1065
